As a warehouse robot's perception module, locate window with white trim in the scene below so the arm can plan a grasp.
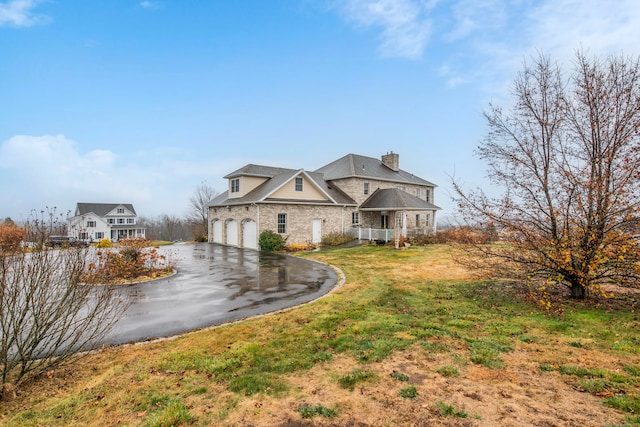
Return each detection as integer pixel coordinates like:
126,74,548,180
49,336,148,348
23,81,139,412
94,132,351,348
117,208,124,214
295,177,303,192
364,182,369,195
127,218,135,224
277,213,287,233
118,218,124,224
107,218,115,224
415,214,420,227
352,212,360,225
415,188,420,197
95,232,104,239
86,220,96,227
231,178,240,193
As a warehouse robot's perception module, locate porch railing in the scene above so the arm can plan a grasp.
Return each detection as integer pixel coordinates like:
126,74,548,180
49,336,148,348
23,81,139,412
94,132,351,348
348,226,435,242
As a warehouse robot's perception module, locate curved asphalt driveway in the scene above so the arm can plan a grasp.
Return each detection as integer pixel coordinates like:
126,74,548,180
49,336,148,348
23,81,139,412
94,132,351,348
103,243,338,345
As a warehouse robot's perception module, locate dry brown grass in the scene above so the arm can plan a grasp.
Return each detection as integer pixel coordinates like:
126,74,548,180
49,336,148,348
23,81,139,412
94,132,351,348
2,245,638,426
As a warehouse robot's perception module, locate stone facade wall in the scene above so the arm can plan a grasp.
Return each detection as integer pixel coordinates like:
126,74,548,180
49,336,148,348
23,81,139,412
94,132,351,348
259,203,357,244
209,203,359,246
330,177,434,205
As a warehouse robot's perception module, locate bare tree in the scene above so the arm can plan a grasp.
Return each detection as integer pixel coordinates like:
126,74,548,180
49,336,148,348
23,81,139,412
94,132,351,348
161,214,183,242
453,51,640,299
188,181,218,241
0,211,127,399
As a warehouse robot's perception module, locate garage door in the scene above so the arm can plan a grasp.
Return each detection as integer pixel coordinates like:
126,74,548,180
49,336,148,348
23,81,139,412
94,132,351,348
242,220,257,249
226,220,238,246
212,220,222,243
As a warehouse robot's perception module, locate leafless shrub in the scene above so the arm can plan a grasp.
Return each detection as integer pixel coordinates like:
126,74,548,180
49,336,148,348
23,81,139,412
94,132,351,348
0,212,128,398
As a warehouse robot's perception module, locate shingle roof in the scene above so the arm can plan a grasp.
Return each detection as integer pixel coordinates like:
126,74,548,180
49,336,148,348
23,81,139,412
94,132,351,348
359,188,441,211
210,169,357,207
223,164,296,179
75,203,137,217
314,153,436,186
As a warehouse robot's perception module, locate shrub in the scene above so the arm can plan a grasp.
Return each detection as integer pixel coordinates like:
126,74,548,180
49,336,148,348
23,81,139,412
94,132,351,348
321,232,354,246
285,242,315,252
96,238,112,248
83,238,173,284
258,230,286,251
0,223,26,254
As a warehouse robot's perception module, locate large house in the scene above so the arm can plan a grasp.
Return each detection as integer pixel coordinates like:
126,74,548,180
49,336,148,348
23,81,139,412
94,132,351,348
68,203,146,243
209,152,440,249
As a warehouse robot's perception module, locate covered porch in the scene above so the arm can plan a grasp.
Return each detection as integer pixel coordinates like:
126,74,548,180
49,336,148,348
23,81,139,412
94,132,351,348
353,188,441,245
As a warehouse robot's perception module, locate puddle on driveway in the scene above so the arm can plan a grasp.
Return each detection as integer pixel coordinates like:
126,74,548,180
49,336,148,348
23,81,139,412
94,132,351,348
104,243,337,345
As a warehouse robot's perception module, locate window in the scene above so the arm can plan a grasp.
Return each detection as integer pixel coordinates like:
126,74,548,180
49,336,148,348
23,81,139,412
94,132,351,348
397,186,405,191
80,232,88,240
118,218,124,224
86,221,96,227
416,214,420,227
295,177,303,192
107,218,115,224
415,188,420,197
277,213,287,233
426,189,432,203
127,218,135,224
352,212,360,225
95,232,104,239
364,182,369,195
231,178,240,193
117,208,124,214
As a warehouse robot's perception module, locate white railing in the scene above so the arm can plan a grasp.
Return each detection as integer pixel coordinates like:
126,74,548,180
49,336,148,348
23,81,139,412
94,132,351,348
349,227,394,242
349,226,435,242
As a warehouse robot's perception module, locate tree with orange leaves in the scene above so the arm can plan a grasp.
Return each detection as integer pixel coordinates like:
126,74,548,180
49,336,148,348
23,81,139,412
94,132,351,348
453,51,640,299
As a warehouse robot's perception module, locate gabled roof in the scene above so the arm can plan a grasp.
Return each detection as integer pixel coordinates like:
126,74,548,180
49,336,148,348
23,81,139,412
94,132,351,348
359,188,441,211
223,164,295,179
74,203,137,217
314,153,436,186
210,169,357,207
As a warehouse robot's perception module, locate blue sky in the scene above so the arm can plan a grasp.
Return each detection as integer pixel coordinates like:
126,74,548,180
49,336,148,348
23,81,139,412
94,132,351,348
1,0,639,223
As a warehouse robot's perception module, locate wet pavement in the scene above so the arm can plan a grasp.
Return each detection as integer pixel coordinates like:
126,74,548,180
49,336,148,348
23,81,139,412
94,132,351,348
103,243,338,345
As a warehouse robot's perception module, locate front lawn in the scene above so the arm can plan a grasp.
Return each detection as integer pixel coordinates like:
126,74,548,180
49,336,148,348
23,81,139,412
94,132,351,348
2,245,638,426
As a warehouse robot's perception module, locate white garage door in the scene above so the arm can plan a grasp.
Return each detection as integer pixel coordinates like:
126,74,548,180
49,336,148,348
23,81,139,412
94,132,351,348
226,220,238,246
242,220,257,249
212,220,222,243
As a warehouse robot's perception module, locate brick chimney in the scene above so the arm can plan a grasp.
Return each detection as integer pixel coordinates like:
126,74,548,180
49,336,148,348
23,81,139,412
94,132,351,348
381,151,399,172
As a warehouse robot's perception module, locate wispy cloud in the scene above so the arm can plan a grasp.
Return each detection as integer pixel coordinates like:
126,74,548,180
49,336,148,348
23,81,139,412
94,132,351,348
0,135,229,220
332,0,434,59
0,0,48,27
140,1,163,10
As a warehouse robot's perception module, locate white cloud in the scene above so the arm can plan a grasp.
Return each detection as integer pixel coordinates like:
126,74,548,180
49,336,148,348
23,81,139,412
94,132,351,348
0,135,228,221
0,0,48,27
140,1,163,10
332,0,434,59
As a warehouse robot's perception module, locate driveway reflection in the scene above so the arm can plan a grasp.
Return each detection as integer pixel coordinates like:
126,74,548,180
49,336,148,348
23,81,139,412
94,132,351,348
104,243,337,345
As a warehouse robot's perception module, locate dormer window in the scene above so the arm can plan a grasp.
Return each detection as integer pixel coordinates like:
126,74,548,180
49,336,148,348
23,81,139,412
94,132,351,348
295,177,303,192
231,178,240,193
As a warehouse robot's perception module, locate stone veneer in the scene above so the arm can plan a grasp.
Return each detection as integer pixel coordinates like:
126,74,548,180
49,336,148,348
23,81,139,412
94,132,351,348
210,203,358,247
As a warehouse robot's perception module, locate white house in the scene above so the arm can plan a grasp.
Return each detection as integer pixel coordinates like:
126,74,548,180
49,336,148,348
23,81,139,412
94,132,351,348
68,203,146,243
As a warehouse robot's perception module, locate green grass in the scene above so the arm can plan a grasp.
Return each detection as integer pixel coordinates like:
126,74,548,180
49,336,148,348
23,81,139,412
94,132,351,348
436,401,468,418
297,404,338,419
399,385,418,399
4,244,640,426
337,369,375,390
436,365,460,377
